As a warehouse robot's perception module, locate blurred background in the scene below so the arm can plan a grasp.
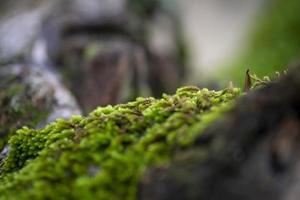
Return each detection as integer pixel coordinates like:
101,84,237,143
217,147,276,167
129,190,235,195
0,0,299,113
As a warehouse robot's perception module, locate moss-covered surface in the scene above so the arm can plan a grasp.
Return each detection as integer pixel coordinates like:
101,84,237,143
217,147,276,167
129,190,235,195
0,72,50,151
140,65,300,200
0,86,240,199
222,0,300,85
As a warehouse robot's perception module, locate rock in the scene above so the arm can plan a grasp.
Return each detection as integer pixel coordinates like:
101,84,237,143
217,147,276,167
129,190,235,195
0,0,59,63
0,64,81,151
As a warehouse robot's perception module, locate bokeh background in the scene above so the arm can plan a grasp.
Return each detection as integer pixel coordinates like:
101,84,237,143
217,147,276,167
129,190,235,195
0,0,299,112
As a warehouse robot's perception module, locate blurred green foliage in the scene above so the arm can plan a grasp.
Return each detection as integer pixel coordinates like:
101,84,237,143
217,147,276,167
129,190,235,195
129,0,160,17
224,0,300,85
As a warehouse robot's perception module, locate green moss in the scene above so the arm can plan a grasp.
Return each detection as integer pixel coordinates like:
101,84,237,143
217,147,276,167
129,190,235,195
0,86,241,199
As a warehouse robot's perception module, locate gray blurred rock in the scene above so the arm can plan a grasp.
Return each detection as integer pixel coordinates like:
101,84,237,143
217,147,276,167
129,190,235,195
0,64,81,124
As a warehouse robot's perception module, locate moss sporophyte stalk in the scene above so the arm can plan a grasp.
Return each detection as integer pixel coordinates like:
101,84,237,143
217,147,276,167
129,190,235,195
0,86,241,199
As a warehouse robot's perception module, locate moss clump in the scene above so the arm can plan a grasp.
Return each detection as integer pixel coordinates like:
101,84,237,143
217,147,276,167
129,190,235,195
0,86,240,199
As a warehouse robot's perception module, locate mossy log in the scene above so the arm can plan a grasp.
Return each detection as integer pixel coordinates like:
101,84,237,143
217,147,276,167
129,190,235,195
0,84,240,199
1,64,299,200
140,64,300,200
